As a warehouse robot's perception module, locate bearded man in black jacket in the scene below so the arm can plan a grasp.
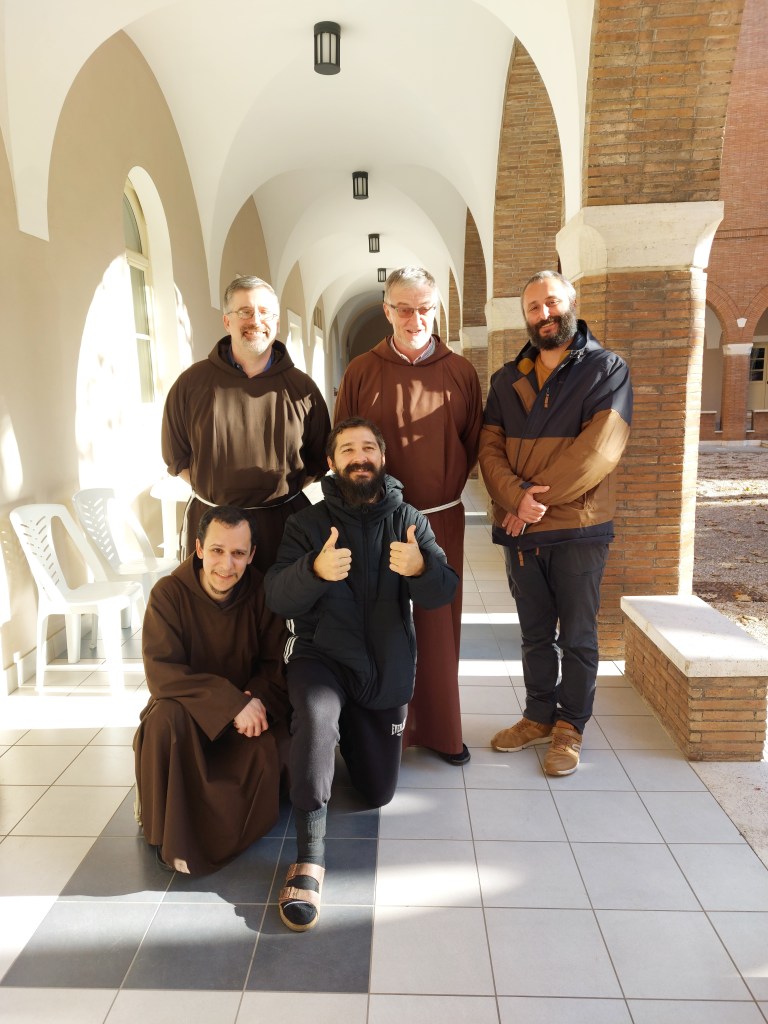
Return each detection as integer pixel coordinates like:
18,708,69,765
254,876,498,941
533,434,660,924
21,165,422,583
265,417,458,932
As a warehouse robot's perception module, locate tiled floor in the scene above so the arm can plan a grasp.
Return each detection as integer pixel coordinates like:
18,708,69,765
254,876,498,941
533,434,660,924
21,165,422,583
1,479,767,1023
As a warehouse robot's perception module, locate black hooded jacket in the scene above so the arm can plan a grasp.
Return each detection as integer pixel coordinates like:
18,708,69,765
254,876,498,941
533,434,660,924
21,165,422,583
264,473,459,709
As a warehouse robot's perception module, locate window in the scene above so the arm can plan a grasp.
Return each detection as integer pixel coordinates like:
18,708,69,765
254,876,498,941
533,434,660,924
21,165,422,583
750,346,766,383
123,184,156,403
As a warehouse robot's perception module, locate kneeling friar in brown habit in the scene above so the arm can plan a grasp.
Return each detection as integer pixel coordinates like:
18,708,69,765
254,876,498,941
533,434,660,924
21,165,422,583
133,505,290,875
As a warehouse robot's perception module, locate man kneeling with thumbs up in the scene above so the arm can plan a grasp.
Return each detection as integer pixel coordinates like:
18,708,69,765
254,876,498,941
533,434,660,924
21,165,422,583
265,417,459,931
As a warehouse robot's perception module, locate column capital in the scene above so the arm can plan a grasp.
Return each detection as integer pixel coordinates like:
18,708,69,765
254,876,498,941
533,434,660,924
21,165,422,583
557,201,724,280
485,297,525,333
722,343,753,356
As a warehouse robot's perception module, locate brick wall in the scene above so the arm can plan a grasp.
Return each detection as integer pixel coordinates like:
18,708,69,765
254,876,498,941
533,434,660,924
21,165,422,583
463,210,486,327
585,0,744,207
493,41,563,300
448,271,461,343
580,269,706,655
624,617,767,760
706,0,768,438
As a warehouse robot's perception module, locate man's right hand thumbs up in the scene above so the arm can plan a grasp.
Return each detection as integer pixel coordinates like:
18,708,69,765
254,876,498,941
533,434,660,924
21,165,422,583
313,526,352,581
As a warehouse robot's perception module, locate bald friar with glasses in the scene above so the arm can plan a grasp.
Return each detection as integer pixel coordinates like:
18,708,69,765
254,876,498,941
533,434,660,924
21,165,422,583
162,275,331,571
334,266,483,766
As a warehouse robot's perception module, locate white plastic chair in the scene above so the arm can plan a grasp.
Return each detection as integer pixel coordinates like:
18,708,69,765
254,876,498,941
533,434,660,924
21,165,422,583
72,488,178,604
10,503,145,691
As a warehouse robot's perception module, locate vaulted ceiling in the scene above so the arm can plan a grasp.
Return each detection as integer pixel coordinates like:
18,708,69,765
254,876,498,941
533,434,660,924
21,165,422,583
0,0,593,326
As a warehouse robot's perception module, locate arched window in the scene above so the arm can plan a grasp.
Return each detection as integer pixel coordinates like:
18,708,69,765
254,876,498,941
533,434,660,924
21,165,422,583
123,182,156,403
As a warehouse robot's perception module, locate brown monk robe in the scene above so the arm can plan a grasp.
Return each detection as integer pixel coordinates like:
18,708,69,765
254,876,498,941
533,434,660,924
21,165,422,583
334,333,482,756
161,337,330,572
134,555,289,875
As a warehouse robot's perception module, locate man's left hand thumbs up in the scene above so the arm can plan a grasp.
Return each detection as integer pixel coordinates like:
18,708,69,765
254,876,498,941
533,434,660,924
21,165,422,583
390,523,425,577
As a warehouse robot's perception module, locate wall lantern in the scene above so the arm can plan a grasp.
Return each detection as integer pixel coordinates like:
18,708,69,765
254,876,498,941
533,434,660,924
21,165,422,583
314,22,340,75
352,171,368,199
377,268,386,283
368,233,380,253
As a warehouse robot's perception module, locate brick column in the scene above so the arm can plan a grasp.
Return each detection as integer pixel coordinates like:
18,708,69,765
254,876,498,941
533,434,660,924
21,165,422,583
720,343,753,439
557,201,724,656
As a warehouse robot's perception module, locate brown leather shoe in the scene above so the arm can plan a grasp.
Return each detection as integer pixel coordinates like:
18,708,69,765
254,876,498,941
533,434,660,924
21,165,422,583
491,718,553,752
543,721,582,776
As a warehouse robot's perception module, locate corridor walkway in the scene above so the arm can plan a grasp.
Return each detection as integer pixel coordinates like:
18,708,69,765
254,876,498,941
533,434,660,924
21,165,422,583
0,479,767,1023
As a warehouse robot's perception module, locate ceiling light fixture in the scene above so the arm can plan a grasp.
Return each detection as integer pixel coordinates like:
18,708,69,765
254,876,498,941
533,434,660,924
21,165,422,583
314,22,340,75
368,233,380,253
377,268,386,282
352,171,369,199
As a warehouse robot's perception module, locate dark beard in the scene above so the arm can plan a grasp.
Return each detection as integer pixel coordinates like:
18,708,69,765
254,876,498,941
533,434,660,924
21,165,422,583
334,463,386,506
527,305,578,350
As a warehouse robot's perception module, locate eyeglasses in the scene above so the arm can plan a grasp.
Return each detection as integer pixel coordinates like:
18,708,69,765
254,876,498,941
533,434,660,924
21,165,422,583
227,307,279,323
384,302,437,320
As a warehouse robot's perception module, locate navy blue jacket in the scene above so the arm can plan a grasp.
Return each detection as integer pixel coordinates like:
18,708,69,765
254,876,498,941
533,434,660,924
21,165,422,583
264,474,459,709
480,320,632,550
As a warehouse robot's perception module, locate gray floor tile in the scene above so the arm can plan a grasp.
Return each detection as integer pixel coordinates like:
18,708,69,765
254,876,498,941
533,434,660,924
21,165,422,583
542,748,634,791
457,684,518,715
397,747,466,788
460,713,514,748
462,746,549,790
369,994,499,1024
0,895,57,982
380,788,472,841
615,749,707,791
376,839,481,907
247,903,372,992
90,726,138,746
640,791,744,843
10,784,129,837
592,687,652,715
710,912,768,1000
165,837,285,905
107,990,242,1024
1,901,156,988
125,902,259,989
16,728,100,746
498,997,632,1023
553,791,663,844
55,745,135,786
59,835,171,901
627,1000,765,1023
572,843,699,910
475,841,589,908
597,909,751,999
468,788,565,841
0,785,47,834
370,905,494,995
325,785,380,838
0,987,118,1023
0,835,96,897
485,908,621,997
671,844,768,910
0,745,82,785
100,788,143,837
594,715,676,750
0,729,27,744
240,992,368,1023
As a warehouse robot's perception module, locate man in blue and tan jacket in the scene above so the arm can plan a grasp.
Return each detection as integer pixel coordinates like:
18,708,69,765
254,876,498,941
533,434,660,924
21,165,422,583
479,270,632,777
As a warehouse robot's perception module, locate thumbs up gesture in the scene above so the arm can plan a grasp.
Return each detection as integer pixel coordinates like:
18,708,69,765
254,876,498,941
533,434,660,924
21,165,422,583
313,526,352,581
390,523,425,577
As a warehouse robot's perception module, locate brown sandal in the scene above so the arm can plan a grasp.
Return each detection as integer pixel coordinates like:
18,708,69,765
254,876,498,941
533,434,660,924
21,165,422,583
278,861,325,932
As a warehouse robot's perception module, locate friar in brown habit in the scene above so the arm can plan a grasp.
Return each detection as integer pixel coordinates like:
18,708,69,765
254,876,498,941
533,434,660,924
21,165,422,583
133,505,289,875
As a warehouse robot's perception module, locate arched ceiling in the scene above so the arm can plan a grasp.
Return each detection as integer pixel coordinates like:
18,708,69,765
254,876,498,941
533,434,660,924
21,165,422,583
0,0,593,326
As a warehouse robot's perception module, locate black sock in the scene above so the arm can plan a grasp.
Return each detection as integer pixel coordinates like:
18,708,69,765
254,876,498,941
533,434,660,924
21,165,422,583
294,806,327,867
